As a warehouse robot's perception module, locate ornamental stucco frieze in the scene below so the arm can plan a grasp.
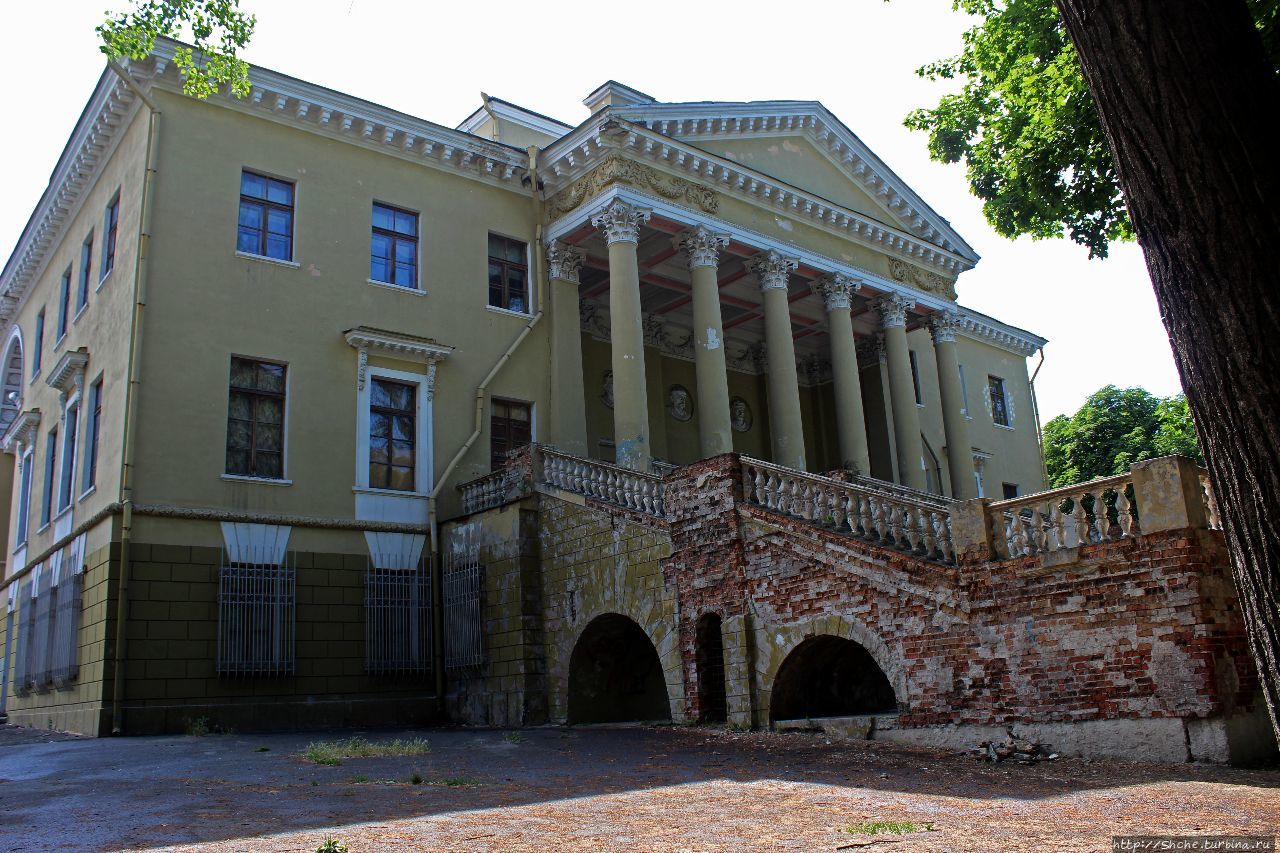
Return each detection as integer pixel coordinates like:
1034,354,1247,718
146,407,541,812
887,257,957,301
548,153,720,220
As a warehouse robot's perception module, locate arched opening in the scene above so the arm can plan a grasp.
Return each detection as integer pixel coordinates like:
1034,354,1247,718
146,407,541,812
770,635,897,723
695,613,727,723
568,613,671,724
1,332,24,432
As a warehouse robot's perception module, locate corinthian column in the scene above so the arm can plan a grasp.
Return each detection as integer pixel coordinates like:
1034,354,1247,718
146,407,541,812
877,293,926,490
749,249,806,470
676,226,733,458
546,241,588,457
930,310,977,499
591,200,653,471
813,272,870,475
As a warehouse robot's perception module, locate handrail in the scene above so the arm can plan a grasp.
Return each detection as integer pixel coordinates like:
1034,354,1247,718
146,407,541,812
987,471,1137,559
540,446,665,517
740,457,955,563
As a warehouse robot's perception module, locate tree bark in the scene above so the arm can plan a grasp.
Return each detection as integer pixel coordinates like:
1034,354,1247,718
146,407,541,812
1054,0,1280,743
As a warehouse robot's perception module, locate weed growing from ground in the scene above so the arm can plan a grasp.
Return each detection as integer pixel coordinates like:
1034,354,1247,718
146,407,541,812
503,731,526,744
847,820,934,835
315,838,349,853
253,746,270,752
184,717,210,737
432,776,481,787
346,774,368,784
299,736,431,766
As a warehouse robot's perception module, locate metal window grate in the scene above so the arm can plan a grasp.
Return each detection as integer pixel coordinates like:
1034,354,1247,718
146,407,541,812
443,537,484,673
11,578,34,696
365,555,433,676
33,566,55,691
217,549,296,677
51,571,83,687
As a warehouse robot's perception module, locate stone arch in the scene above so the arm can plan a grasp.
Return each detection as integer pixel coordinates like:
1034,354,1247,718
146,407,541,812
1,327,24,432
695,612,727,723
754,615,907,727
567,612,673,724
769,635,897,723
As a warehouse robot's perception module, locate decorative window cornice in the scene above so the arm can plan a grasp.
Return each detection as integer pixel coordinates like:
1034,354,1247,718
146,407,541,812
344,326,453,363
1,409,41,455
45,349,89,396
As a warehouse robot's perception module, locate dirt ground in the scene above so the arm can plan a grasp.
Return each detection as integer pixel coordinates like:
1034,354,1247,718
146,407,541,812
0,723,1276,852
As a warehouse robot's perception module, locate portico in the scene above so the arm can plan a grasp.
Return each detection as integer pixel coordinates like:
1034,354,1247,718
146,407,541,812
543,185,997,497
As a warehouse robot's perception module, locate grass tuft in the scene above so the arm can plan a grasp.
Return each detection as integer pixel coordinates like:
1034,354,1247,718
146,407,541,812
847,820,934,835
299,736,431,766
315,839,349,853
503,731,526,744
432,775,482,787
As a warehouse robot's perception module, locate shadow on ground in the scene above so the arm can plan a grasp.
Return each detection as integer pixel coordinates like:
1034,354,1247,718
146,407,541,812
0,723,1276,851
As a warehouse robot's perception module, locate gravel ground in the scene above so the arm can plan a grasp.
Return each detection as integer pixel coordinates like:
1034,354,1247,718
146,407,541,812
0,723,1276,852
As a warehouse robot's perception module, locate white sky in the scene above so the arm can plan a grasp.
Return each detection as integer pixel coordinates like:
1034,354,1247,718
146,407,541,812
0,0,1183,422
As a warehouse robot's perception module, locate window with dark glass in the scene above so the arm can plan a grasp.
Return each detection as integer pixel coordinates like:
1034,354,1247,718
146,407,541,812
369,378,415,491
909,350,923,405
56,269,71,340
32,309,44,378
371,203,418,288
488,234,529,313
58,406,78,512
77,233,93,312
988,375,1010,427
226,357,286,479
103,193,119,279
1002,482,1020,500
490,399,531,471
16,449,32,545
41,427,57,527
237,171,295,261
85,378,103,490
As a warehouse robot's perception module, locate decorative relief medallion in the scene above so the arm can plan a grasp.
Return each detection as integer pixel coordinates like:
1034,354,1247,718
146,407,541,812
667,385,694,422
888,257,956,300
548,153,720,219
730,397,753,433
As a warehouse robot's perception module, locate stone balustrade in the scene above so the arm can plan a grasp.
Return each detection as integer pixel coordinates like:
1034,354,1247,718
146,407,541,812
458,470,510,515
1199,469,1222,530
987,472,1137,559
740,457,955,563
540,447,666,518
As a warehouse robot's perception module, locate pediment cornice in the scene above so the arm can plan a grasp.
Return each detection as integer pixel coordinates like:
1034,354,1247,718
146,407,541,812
45,349,89,396
1,409,41,455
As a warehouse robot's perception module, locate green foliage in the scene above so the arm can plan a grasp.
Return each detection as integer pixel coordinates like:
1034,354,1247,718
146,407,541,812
315,839,349,853
98,0,256,99
847,820,934,835
1043,386,1202,488
907,0,1279,258
299,736,431,766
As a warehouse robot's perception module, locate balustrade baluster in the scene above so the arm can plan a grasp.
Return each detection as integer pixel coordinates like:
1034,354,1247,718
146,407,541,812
860,495,874,538
1029,507,1045,554
1047,505,1064,551
921,510,937,557
873,498,888,541
1071,496,1089,547
888,503,904,546
1115,488,1133,536
1094,490,1111,542
937,513,954,562
829,490,845,531
752,468,766,504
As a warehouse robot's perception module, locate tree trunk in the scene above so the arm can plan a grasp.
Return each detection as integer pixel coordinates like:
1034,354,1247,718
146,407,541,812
1054,0,1280,743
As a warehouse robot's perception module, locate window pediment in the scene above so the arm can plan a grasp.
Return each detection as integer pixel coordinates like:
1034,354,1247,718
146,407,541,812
45,349,89,396
1,408,40,454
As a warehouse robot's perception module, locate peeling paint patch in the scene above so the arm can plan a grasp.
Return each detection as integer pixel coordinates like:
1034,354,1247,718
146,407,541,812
705,328,721,350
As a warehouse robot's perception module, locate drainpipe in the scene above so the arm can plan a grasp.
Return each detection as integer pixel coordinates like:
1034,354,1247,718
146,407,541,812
426,145,547,704
108,60,159,734
1029,347,1048,490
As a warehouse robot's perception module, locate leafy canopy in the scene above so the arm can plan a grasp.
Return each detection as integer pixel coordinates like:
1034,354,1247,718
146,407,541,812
906,0,1279,258
1042,385,1202,488
98,0,256,100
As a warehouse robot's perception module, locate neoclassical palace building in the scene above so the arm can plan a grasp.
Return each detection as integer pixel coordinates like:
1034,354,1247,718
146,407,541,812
1,41,1264,764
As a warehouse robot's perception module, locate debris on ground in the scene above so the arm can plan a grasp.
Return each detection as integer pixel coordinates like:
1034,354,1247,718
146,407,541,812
970,730,1060,764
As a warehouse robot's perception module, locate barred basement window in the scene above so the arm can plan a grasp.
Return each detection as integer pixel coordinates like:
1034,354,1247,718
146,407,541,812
51,567,84,687
365,556,433,676
216,550,296,677
443,536,484,674
33,565,55,691
11,576,35,696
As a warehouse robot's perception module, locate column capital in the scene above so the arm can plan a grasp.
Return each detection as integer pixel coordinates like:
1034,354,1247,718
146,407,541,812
928,309,962,344
875,293,915,329
812,272,862,312
591,200,651,245
674,225,730,270
748,249,799,291
545,240,585,283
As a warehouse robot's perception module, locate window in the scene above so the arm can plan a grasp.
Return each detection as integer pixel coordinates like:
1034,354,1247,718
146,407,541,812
958,364,970,416
102,193,119,279
226,357,286,480
237,171,294,261
371,203,418,288
490,399,531,471
83,378,103,492
41,427,57,528
77,233,93,313
16,448,33,546
488,234,529,313
31,310,44,379
989,375,1010,427
369,378,415,491
909,350,923,405
1002,482,1020,500
56,269,71,341
58,405,78,513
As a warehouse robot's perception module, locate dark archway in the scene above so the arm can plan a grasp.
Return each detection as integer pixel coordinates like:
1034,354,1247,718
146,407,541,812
568,613,671,724
695,613,727,723
770,635,897,723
